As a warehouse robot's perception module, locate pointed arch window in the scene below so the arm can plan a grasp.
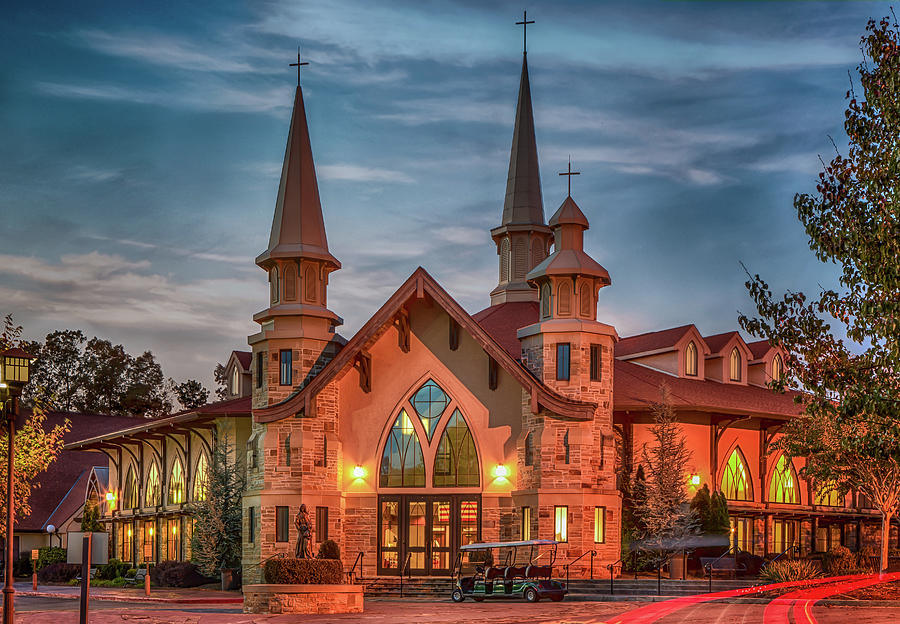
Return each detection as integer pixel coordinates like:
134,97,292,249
814,483,843,506
541,284,551,319
769,455,800,504
558,282,572,316
123,466,138,509
721,448,752,501
729,347,742,381
434,409,479,487
524,432,534,467
193,452,209,502
284,263,297,301
579,283,591,318
531,238,545,269
685,342,698,377
145,462,161,507
410,379,450,441
304,266,317,303
231,365,240,395
168,457,185,505
499,239,510,282
772,354,783,381
380,410,425,487
270,267,280,304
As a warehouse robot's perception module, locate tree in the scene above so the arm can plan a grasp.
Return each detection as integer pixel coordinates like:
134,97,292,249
78,338,132,415
122,351,170,418
0,315,70,538
213,363,228,401
637,385,697,556
27,330,86,412
740,15,900,572
170,379,210,410
190,436,244,576
80,499,104,532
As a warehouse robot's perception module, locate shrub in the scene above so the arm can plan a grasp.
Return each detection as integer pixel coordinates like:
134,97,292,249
759,559,822,583
37,562,81,583
264,558,343,584
317,539,341,560
97,559,131,581
13,555,33,577
149,560,210,588
36,547,66,571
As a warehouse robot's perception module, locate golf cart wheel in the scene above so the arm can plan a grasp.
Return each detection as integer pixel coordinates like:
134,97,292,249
524,587,539,602
451,588,465,602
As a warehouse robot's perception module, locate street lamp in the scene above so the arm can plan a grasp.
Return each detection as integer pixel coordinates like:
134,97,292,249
1,347,34,624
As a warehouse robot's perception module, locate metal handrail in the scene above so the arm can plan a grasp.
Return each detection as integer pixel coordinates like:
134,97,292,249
606,555,627,595
564,550,597,588
399,552,412,598
704,545,738,593
347,551,364,584
767,544,799,565
450,552,462,581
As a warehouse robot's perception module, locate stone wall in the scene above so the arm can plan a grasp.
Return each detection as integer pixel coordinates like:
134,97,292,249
243,584,363,615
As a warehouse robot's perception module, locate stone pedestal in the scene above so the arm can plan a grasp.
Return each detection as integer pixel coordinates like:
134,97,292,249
242,584,364,614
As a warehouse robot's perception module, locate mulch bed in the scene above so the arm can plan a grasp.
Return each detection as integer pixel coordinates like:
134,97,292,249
832,580,900,601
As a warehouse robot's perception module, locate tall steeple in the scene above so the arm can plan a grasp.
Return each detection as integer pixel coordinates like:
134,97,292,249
489,37,553,305
249,64,343,408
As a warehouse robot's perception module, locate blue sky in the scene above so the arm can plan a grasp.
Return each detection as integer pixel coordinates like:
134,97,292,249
0,1,885,390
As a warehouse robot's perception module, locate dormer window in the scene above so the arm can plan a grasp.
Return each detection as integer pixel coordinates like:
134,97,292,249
231,365,240,395
772,353,783,381
685,341,698,376
729,347,742,382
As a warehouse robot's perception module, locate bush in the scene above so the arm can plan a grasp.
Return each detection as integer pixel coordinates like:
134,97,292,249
13,555,33,577
264,558,343,584
37,562,81,583
149,560,210,588
97,559,131,581
822,545,874,576
36,547,66,571
317,539,341,560
759,559,822,583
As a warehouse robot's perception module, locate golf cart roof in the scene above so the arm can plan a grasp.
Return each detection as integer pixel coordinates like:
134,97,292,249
459,539,559,551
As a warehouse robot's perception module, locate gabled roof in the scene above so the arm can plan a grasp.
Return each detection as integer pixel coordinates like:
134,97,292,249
747,339,776,361
255,268,597,423
613,359,801,417
703,331,742,355
615,325,697,358
473,301,539,357
232,350,252,371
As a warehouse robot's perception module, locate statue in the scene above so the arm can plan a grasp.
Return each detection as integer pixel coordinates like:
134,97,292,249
294,504,313,558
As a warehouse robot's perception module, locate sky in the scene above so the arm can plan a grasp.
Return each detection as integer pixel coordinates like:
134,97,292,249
0,0,887,392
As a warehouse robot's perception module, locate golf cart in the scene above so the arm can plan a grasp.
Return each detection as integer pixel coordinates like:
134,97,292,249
450,539,567,603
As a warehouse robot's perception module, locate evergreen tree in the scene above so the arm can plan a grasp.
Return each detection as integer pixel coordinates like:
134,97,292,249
80,499,104,532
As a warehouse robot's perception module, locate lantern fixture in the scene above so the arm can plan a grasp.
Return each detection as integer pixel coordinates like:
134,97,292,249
0,348,34,397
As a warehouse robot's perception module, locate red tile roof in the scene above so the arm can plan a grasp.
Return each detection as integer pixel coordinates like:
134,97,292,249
703,331,740,355
472,302,540,358
613,359,801,417
615,325,694,358
234,351,252,371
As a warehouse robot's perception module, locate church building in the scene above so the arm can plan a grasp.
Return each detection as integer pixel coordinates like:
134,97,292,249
66,40,888,581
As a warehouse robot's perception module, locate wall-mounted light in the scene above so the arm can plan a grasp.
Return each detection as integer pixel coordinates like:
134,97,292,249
352,465,366,479
148,527,154,537
690,474,701,486
172,525,177,535
493,464,509,479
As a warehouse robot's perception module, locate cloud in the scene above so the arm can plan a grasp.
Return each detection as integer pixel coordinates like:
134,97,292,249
318,164,413,183
84,235,250,265
746,153,822,175
376,98,509,126
67,165,124,183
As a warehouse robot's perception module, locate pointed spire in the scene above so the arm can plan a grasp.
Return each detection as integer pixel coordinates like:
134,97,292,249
501,54,544,226
256,84,340,269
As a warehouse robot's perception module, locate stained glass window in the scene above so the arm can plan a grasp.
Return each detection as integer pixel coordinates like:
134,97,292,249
410,380,449,441
772,354,783,381
721,448,752,501
434,409,479,487
145,462,160,507
193,453,209,501
379,410,425,487
123,466,138,509
168,457,185,505
815,483,843,506
769,454,800,504
730,347,742,381
685,341,698,376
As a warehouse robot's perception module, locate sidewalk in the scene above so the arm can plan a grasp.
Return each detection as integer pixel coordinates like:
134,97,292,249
12,582,243,604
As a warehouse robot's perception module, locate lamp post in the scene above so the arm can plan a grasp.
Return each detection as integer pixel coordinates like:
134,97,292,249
1,347,34,624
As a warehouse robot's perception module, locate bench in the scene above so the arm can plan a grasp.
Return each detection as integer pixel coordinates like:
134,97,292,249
123,568,147,586
700,557,747,578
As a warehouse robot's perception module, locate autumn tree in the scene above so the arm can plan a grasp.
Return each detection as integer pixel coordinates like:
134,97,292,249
740,15,900,571
0,315,70,538
170,379,210,410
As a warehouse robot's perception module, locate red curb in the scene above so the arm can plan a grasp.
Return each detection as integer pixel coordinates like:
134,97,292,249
19,591,243,605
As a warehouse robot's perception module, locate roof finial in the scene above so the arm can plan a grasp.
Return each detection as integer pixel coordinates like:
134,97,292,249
289,45,309,86
558,156,580,197
515,10,534,55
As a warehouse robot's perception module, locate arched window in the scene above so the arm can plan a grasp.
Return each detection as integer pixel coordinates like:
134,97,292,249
814,483,843,506
563,430,570,465
540,284,551,319
772,354,783,381
193,453,209,502
513,239,527,280
269,267,280,304
145,462,161,507
531,238,545,269
579,283,591,317
168,457,185,505
380,410,425,487
729,347,742,381
433,409,479,487
231,365,240,395
284,264,297,301
721,448,752,501
410,379,449,441
123,466,138,509
557,282,572,316
685,342,698,376
524,432,534,467
304,266,317,302
769,455,800,504
499,239,510,282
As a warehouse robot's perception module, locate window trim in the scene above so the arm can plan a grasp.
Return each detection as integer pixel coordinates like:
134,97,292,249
556,343,571,381
554,505,568,543
590,344,601,382
685,341,698,377
594,506,606,544
729,347,742,382
279,349,292,386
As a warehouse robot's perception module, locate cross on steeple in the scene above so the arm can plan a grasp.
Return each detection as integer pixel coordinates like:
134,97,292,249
559,157,580,197
515,10,535,55
289,46,309,86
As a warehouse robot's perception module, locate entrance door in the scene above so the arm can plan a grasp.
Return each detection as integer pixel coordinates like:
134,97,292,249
378,494,481,575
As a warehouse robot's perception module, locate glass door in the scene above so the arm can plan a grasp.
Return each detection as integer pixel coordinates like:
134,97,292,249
406,499,427,574
430,499,452,574
378,497,401,574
